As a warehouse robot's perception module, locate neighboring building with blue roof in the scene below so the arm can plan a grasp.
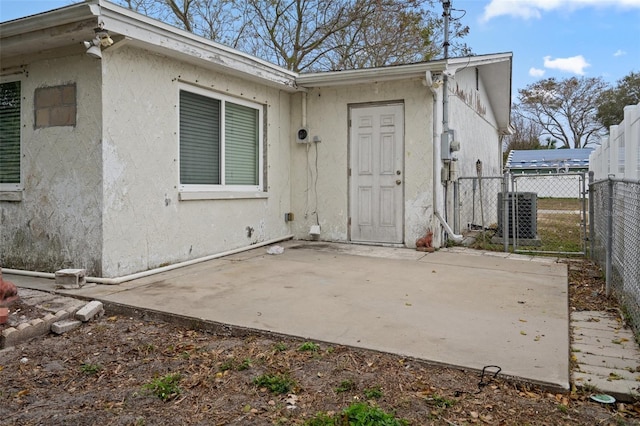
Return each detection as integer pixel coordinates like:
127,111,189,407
505,149,593,174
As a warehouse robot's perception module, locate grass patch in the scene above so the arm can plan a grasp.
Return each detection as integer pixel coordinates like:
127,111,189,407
535,212,584,252
142,373,182,401
253,373,295,394
537,197,582,211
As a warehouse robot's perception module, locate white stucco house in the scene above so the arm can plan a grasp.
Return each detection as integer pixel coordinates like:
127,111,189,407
0,0,512,279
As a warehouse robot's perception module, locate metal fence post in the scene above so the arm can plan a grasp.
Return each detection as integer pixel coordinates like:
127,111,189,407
581,172,587,255
502,172,509,252
453,179,459,234
606,177,614,296
588,171,594,259
510,174,517,252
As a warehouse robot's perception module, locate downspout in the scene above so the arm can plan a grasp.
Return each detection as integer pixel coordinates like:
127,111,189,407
2,234,294,285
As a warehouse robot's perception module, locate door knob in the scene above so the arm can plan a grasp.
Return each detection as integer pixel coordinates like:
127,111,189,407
396,179,402,185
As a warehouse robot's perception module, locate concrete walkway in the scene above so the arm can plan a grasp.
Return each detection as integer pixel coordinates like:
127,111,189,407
7,241,570,391
572,311,640,401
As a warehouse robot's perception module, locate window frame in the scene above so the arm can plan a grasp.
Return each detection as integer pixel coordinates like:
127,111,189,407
178,84,264,194
0,77,23,192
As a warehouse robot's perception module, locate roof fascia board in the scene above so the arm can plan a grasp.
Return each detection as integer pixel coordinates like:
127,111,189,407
297,61,447,87
0,2,100,36
95,1,298,90
296,53,513,88
446,52,512,70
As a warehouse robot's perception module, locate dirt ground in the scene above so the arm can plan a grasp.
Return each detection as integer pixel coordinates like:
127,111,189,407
1,258,639,425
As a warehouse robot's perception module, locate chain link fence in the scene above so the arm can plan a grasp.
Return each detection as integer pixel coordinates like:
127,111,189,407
590,178,640,335
511,173,587,255
455,173,587,255
456,176,504,234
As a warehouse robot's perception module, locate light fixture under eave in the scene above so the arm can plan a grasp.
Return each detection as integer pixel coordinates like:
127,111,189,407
82,26,114,60
83,40,102,59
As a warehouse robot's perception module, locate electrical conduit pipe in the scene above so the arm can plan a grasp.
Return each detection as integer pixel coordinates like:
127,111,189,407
2,234,294,285
427,70,463,243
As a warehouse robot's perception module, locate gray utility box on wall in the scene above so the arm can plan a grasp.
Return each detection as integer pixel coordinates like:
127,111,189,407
497,192,538,239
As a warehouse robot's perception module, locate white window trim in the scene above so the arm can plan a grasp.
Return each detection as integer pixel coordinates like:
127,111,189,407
177,83,264,195
0,76,23,194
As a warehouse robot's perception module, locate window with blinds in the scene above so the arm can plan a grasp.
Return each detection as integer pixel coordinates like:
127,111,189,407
0,81,21,190
179,88,262,191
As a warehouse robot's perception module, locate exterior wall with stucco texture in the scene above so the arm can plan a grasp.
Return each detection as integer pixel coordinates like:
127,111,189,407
290,79,435,247
0,54,103,274
446,67,503,229
99,46,291,277
447,68,501,178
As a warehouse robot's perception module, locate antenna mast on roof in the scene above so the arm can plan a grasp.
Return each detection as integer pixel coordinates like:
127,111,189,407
442,0,451,59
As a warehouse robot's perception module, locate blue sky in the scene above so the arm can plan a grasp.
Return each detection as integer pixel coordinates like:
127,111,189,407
1,0,639,97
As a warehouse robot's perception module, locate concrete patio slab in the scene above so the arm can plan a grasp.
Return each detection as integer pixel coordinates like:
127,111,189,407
6,241,570,391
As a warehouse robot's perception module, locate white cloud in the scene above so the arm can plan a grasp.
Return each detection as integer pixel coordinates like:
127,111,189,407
529,67,546,77
481,0,640,22
543,55,590,75
613,49,627,57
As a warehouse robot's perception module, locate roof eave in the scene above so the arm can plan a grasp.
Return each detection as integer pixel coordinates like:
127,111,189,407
95,1,298,90
0,0,298,91
296,61,447,87
0,2,100,36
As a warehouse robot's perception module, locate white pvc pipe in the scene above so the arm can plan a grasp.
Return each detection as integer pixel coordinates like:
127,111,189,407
2,234,294,285
435,212,463,243
301,91,307,128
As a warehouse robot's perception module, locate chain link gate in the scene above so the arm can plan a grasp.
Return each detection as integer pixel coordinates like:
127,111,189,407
455,173,588,255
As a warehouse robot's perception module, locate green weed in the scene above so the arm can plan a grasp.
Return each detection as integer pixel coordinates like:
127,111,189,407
237,358,252,371
253,373,295,394
298,342,320,352
220,358,252,371
335,379,356,393
304,412,334,426
143,373,182,401
363,386,383,399
427,394,456,408
304,402,407,426
80,363,102,375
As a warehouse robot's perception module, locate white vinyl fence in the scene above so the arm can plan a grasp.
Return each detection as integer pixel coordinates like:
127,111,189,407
589,103,640,336
590,102,640,180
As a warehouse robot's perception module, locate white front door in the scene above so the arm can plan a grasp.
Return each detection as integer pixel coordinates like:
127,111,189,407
349,104,404,244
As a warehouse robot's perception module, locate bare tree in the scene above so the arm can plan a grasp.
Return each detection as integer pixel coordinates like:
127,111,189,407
517,77,608,149
113,0,470,72
325,1,441,70
504,107,544,151
236,0,364,72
